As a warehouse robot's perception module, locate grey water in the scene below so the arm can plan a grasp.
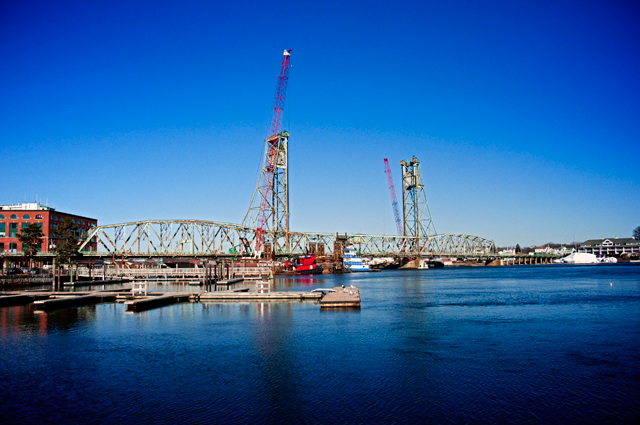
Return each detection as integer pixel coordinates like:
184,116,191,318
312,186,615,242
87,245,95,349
1,264,639,424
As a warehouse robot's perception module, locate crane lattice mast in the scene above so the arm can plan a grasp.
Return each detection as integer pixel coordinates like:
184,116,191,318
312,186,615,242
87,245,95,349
384,158,403,236
244,49,292,257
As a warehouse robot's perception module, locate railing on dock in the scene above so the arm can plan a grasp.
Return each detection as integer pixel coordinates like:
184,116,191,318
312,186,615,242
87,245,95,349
0,275,53,286
76,267,272,281
131,282,148,297
256,280,270,294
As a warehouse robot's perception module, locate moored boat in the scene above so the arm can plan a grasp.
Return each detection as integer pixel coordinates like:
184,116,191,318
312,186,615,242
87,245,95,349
343,246,370,272
294,255,323,274
556,252,598,264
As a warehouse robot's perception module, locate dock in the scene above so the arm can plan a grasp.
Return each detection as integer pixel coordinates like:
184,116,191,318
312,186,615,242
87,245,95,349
33,293,117,311
320,286,361,308
0,294,48,307
124,293,192,312
198,291,322,301
1,285,344,311
63,279,130,287
213,277,245,291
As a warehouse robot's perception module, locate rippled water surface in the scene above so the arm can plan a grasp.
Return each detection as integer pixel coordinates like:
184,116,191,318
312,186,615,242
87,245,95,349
2,264,640,424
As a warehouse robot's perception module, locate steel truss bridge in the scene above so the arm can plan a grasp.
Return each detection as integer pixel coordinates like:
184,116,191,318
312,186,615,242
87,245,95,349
74,52,498,262
78,219,496,259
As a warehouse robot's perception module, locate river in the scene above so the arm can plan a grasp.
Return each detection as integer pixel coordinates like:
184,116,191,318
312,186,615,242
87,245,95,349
1,264,639,424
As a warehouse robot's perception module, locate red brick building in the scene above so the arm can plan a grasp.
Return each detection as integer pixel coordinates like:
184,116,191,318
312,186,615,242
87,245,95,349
0,203,98,254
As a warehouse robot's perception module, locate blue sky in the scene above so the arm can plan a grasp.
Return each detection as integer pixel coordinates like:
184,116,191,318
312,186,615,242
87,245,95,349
1,0,638,247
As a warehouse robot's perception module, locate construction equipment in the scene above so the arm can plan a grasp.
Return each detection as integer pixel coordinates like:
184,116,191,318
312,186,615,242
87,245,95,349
244,49,292,257
383,158,403,236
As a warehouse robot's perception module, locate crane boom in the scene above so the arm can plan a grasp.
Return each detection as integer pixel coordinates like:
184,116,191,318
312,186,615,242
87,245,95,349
255,50,292,254
384,158,403,236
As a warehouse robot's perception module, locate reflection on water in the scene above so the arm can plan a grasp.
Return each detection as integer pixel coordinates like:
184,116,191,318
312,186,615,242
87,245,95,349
1,264,639,424
275,275,328,290
1,303,97,337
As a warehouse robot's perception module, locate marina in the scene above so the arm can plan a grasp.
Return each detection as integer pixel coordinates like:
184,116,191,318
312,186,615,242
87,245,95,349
1,279,340,312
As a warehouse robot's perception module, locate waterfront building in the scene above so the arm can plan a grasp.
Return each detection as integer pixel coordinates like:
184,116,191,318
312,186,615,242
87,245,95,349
0,203,97,254
534,246,552,254
579,237,639,255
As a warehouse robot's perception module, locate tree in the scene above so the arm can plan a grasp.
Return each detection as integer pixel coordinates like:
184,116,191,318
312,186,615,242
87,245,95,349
18,223,44,268
634,226,640,240
515,244,521,253
52,218,83,265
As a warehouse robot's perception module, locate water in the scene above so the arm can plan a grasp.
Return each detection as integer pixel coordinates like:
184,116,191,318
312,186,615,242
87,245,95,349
1,264,639,424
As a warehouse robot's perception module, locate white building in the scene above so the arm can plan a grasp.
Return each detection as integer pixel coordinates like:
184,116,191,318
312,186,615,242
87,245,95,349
579,237,639,255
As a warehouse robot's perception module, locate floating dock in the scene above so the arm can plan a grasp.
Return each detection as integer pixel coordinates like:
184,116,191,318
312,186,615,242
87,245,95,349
33,293,117,311
63,279,130,287
124,293,192,312
198,291,322,301
1,285,351,311
0,294,47,307
320,286,361,308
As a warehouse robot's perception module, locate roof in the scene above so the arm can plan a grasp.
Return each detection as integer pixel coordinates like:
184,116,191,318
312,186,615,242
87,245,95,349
0,203,97,221
580,238,638,246
1,203,54,211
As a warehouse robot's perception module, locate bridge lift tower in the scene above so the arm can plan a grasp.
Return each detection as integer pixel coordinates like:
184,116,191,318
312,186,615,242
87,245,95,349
401,156,436,255
243,50,292,258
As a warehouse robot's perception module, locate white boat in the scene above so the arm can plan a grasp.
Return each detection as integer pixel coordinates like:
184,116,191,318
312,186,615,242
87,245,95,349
597,255,618,263
343,246,370,271
557,252,598,264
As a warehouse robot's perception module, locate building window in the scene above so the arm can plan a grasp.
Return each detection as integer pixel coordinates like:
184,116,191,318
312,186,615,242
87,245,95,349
71,219,75,223
0,223,5,237
0,242,4,251
9,242,17,251
23,214,30,219
52,215,57,220
9,223,18,237
0,214,4,219
53,224,57,229
10,214,17,219
35,214,43,219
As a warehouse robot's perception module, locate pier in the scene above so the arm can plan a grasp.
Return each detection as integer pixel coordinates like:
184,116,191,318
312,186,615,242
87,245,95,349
320,286,361,308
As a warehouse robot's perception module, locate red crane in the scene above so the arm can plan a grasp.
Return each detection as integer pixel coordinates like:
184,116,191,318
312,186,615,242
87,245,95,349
255,49,292,254
384,158,403,236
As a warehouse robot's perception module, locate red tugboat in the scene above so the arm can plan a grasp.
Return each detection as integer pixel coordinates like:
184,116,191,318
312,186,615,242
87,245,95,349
294,255,323,275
